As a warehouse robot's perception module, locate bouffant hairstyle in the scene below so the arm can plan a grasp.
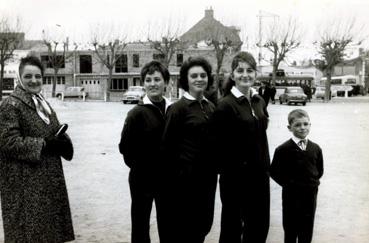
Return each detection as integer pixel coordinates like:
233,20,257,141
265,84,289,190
222,51,257,96
179,56,214,91
19,55,44,77
140,60,170,84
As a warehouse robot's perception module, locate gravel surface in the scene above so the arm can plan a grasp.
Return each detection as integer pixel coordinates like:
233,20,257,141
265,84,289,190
1,98,369,243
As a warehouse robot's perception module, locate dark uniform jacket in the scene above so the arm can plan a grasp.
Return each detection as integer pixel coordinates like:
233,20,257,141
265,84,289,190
161,95,215,173
119,96,171,173
0,86,74,243
270,139,324,188
212,89,270,173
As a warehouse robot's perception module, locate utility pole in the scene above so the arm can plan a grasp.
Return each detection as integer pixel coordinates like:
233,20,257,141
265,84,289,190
256,10,279,66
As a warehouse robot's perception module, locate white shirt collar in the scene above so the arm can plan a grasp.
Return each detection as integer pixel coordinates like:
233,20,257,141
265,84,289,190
292,136,308,145
183,92,209,102
143,95,172,112
230,86,258,99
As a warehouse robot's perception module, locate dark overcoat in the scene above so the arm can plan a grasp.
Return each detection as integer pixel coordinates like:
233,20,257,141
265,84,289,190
0,86,74,243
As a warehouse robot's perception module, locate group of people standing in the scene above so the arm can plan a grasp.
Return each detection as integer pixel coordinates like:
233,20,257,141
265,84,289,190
119,51,324,243
0,52,323,243
119,51,272,243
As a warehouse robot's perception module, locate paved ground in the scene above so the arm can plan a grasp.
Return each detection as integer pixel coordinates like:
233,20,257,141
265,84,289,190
1,97,369,243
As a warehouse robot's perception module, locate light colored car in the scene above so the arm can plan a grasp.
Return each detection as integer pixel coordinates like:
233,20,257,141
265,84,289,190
56,86,88,99
122,86,145,104
279,87,307,105
314,86,337,99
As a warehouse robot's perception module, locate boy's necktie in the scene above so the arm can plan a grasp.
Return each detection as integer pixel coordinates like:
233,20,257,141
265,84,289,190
298,139,306,150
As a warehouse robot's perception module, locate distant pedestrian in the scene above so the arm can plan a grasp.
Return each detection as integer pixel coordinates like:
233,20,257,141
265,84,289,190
258,81,273,106
270,83,277,104
119,61,172,243
270,109,324,243
161,56,217,243
301,84,312,102
213,51,271,243
0,55,74,242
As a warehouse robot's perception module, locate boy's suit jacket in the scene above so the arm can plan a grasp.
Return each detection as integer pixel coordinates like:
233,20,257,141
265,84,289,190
270,139,324,188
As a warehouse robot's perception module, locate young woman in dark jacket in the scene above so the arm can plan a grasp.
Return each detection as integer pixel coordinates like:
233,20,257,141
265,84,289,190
161,56,217,243
119,61,172,243
212,52,271,243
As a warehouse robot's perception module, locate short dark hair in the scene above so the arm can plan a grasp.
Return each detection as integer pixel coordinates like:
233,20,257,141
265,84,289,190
288,109,310,125
140,61,170,84
222,52,257,96
19,55,44,77
179,56,213,91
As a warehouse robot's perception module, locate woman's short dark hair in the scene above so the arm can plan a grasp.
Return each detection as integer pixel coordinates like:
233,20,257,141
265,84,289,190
19,55,44,77
222,52,257,96
179,56,214,91
140,61,170,84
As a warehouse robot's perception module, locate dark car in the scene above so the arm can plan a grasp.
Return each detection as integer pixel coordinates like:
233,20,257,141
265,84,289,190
279,87,307,105
122,86,145,104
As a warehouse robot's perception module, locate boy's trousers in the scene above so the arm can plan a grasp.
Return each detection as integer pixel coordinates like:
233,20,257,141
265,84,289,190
282,186,318,243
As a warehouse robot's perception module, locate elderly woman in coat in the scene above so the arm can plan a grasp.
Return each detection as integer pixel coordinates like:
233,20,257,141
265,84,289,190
0,56,75,242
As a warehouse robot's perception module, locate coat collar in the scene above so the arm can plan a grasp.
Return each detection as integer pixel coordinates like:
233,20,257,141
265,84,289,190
142,95,172,112
10,85,36,110
182,92,210,106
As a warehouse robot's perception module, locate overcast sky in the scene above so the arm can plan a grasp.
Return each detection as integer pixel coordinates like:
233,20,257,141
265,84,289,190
1,0,369,61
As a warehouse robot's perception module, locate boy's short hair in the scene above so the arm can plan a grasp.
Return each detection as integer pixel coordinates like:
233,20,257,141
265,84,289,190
140,61,170,84
288,109,310,125
19,55,44,77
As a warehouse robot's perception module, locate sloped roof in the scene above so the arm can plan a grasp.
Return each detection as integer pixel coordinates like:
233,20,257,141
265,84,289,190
180,9,242,48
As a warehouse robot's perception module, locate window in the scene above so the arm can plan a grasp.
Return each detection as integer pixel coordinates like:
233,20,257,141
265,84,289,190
133,77,141,86
115,54,128,73
177,53,183,66
57,76,65,85
111,78,128,90
80,55,92,73
41,55,65,68
153,53,165,62
133,54,139,67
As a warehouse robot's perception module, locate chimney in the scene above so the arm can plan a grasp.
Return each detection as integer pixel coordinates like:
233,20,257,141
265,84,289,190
205,7,214,19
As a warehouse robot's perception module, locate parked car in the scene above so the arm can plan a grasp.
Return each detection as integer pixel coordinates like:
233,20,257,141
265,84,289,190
279,87,307,105
314,86,337,99
122,86,145,104
56,86,88,99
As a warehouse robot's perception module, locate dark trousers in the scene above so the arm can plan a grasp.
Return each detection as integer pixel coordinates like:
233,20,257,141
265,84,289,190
282,186,318,243
219,170,270,243
172,166,218,243
129,170,171,243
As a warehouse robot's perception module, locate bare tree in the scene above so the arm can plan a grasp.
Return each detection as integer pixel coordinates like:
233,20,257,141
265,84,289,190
262,17,301,84
0,16,22,101
313,18,363,101
205,25,242,95
90,23,127,101
42,30,77,97
146,19,185,68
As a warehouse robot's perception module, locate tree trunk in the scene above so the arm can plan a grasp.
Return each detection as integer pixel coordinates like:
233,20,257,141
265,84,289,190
325,71,332,102
52,70,58,98
0,63,4,101
105,68,113,102
272,63,277,86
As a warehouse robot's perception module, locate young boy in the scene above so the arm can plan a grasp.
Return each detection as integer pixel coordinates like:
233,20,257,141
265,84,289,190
270,109,324,243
